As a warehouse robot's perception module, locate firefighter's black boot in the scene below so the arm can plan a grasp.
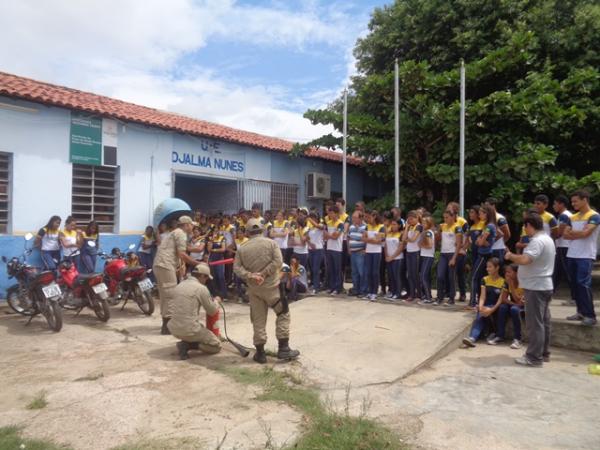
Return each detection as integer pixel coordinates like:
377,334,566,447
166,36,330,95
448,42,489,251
161,317,171,335
253,344,267,364
277,339,300,360
176,341,190,360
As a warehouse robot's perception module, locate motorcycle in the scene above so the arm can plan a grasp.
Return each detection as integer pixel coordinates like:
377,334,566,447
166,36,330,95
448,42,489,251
1,233,63,332
100,244,155,315
57,241,110,322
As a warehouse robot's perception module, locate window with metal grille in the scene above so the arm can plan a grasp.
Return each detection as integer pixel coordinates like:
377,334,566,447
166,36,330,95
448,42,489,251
270,182,298,211
0,152,11,233
72,164,118,232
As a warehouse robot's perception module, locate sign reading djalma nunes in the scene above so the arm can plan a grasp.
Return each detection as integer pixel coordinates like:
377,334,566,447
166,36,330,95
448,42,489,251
171,150,246,174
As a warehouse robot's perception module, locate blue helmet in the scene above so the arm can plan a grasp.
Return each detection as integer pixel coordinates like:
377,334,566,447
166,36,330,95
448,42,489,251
153,198,192,228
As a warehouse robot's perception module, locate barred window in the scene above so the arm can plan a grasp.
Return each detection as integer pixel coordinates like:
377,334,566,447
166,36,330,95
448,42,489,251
0,152,11,233
270,182,298,211
72,164,119,232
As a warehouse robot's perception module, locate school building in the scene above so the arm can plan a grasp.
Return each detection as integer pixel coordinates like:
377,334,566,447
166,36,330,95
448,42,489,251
0,71,383,295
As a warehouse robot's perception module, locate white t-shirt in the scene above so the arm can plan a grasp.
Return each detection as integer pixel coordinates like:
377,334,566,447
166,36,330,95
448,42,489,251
492,212,508,250
555,210,572,248
271,220,289,250
325,218,344,252
39,227,60,252
566,209,600,259
385,232,403,260
519,233,555,291
307,223,324,250
419,229,435,257
61,229,79,257
365,224,385,254
406,224,423,253
440,222,462,254
292,226,309,254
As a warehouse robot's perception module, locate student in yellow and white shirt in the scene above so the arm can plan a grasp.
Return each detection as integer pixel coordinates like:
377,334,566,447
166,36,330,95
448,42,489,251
403,210,423,301
447,202,469,302
60,216,82,267
306,212,325,294
232,228,249,303
485,197,511,264
418,215,436,304
436,210,464,306
36,215,62,272
292,216,309,269
270,210,290,259
323,205,345,295
138,225,156,277
80,220,100,274
362,210,386,301
533,194,559,238
552,194,574,298
563,190,600,326
384,219,404,300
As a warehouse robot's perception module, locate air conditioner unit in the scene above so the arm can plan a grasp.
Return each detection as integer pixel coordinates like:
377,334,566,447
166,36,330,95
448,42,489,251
306,172,331,199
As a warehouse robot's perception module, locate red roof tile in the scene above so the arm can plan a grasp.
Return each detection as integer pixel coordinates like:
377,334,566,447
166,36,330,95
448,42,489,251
0,71,362,166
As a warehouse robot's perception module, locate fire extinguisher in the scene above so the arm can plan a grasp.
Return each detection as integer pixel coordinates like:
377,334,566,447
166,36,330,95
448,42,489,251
206,310,221,337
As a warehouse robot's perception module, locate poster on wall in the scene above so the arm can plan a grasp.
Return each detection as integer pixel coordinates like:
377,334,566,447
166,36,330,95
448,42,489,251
70,113,119,166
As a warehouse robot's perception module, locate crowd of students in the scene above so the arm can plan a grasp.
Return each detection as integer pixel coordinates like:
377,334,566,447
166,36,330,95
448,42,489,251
33,190,599,340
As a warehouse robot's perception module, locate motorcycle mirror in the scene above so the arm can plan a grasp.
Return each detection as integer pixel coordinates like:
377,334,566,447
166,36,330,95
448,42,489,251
128,244,136,250
24,232,33,241
1,256,6,263
87,240,96,248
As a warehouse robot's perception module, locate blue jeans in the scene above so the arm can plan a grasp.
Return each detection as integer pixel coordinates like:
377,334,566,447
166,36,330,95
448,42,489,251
471,253,490,307
469,312,495,340
553,247,573,298
326,250,342,292
400,251,409,294
406,251,420,298
41,250,60,272
419,256,434,300
387,259,401,297
455,254,466,298
568,257,595,319
210,256,227,299
365,252,381,295
497,303,523,340
437,253,456,301
308,249,324,291
79,252,97,274
350,251,367,295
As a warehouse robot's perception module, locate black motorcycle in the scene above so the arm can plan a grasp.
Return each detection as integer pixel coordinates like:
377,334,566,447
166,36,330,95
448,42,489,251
2,234,63,332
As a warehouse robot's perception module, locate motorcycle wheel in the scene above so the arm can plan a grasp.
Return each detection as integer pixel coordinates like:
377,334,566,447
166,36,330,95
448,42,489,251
41,299,63,332
134,285,155,316
89,292,111,322
7,289,36,316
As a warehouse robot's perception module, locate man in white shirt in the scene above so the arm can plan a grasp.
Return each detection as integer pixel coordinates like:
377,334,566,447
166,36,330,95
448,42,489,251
563,190,599,326
505,213,556,367
552,195,574,300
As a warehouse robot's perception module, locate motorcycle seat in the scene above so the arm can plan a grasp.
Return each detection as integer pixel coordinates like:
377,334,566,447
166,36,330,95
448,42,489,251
75,273,103,285
120,266,144,277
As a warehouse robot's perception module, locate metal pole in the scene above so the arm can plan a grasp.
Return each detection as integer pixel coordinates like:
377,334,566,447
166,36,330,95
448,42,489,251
394,58,400,208
459,59,466,218
342,88,347,202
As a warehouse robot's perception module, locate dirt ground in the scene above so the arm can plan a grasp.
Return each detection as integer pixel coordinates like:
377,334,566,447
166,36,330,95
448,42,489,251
0,295,598,450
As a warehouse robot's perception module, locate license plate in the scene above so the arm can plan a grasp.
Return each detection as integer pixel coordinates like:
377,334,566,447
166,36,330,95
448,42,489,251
138,278,153,292
42,283,61,299
92,283,107,294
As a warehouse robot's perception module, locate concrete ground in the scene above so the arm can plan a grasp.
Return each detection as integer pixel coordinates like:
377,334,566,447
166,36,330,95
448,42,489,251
0,293,598,450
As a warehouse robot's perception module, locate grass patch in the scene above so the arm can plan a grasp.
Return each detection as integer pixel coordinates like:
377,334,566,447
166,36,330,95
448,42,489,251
0,426,71,450
26,391,48,410
217,366,408,449
111,436,203,450
74,372,104,382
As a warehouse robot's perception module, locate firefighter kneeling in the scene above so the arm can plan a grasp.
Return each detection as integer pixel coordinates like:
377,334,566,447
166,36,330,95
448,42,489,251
168,262,222,360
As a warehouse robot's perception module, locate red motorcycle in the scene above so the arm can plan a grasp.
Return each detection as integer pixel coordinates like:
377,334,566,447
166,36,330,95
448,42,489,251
58,249,110,322
100,246,155,316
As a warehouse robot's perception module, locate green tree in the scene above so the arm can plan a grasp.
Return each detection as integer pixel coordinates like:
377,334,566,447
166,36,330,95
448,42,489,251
294,0,600,218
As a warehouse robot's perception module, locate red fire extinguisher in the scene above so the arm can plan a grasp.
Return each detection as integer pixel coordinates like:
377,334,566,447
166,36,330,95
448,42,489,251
206,310,220,337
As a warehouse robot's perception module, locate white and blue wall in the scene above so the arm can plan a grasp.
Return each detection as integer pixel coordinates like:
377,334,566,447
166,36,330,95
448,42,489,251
0,95,382,296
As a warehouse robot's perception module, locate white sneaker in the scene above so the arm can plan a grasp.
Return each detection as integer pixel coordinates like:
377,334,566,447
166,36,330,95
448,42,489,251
385,292,394,299
369,294,377,302
487,336,503,345
510,339,522,349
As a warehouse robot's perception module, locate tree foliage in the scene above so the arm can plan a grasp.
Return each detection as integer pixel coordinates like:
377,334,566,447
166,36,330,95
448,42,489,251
297,0,600,217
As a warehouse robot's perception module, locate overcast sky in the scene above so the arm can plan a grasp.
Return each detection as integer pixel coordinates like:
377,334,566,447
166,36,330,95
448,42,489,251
0,0,385,142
